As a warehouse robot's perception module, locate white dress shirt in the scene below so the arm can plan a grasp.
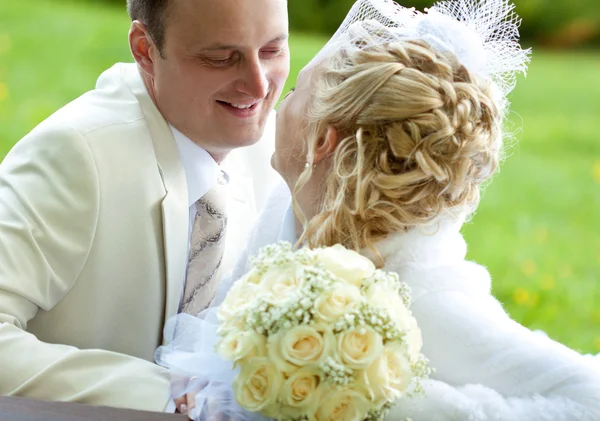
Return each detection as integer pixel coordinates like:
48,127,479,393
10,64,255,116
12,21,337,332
170,125,225,244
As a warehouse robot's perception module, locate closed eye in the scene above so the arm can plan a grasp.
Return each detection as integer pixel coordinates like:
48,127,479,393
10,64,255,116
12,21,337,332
260,48,285,59
207,58,234,67
202,54,238,67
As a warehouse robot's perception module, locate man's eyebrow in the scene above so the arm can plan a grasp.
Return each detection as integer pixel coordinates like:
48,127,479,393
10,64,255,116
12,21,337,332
199,34,289,53
265,34,289,44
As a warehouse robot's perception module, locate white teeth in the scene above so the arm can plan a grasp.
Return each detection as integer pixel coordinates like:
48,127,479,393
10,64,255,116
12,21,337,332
229,103,253,109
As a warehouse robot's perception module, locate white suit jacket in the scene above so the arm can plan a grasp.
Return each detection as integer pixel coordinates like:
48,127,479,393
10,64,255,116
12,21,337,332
231,181,600,420
0,63,278,411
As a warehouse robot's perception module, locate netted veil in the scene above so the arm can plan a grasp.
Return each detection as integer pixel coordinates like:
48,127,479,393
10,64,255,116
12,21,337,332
310,0,531,112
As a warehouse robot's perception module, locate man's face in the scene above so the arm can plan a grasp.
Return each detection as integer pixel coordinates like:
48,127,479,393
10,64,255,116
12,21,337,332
150,0,289,159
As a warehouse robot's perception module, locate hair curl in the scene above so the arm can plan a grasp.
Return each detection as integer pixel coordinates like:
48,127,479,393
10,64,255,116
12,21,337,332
294,38,503,264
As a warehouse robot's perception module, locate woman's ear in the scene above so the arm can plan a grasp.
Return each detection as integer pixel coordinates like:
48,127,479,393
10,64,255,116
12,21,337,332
313,126,339,163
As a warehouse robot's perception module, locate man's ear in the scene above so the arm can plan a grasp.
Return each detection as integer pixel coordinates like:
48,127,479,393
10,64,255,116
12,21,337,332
313,126,339,163
129,20,158,77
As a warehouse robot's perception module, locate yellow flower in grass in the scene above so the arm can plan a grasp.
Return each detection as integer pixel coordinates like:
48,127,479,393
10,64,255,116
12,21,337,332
540,275,555,291
521,260,536,277
534,227,548,243
0,35,11,56
529,292,539,308
593,161,600,184
0,82,8,102
513,287,530,305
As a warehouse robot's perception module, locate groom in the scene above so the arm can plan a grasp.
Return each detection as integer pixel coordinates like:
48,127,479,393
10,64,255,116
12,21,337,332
0,0,289,412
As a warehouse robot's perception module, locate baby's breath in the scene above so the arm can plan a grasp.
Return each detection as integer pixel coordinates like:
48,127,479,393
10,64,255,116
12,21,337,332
243,266,335,337
250,242,317,276
333,303,403,344
319,356,355,386
364,402,394,421
362,269,412,308
407,355,434,397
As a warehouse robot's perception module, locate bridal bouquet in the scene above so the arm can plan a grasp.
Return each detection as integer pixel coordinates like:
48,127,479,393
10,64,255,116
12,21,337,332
215,242,430,421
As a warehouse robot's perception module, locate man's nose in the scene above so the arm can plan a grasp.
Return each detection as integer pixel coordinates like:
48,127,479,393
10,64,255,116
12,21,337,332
237,58,269,99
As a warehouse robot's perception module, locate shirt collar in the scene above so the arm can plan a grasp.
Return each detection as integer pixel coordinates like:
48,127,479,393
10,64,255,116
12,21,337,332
170,124,227,207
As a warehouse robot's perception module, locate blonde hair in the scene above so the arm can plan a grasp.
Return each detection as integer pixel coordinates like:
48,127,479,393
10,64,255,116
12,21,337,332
294,38,503,263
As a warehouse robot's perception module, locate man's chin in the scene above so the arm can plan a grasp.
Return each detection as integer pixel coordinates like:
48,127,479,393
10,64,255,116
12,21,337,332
209,112,274,150
218,131,263,151
235,121,273,147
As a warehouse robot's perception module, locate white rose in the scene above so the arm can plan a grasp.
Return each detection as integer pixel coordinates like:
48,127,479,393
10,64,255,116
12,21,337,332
269,324,334,373
363,342,412,403
314,282,363,324
217,330,266,364
261,404,282,419
279,366,323,415
315,245,376,287
365,282,410,326
315,387,371,421
217,277,258,322
233,357,283,412
337,327,383,369
217,312,247,337
244,268,262,284
364,282,423,361
259,263,304,305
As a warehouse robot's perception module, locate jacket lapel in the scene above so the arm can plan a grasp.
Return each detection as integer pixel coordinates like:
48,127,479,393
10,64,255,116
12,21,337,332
122,64,188,329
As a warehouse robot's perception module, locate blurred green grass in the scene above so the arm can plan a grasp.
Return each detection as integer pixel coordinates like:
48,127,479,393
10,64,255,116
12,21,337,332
1,0,599,353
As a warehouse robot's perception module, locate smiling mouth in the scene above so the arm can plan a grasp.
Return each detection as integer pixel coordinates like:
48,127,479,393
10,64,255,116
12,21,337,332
217,101,259,109
217,100,261,118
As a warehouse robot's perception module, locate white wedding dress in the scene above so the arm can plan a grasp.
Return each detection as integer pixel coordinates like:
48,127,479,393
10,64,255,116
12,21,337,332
159,181,600,420
364,221,600,421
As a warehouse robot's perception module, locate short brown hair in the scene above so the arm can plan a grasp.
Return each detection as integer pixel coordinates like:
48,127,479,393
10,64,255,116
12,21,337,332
126,0,172,53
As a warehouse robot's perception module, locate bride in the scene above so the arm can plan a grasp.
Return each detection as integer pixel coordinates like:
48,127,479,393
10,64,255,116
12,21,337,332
159,0,600,419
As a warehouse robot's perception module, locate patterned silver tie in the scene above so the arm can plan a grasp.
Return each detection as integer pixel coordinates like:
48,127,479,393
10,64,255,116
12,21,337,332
180,174,228,315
